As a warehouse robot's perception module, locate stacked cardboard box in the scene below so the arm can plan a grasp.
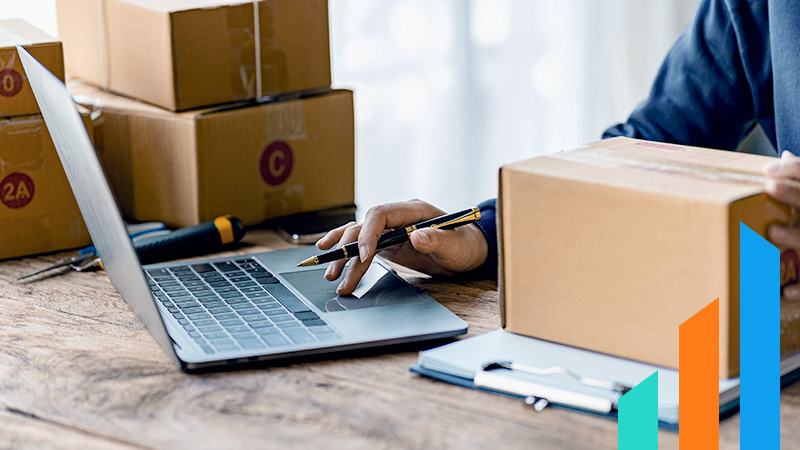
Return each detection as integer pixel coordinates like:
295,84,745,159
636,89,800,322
56,0,332,111
499,137,800,378
0,19,93,259
57,0,354,227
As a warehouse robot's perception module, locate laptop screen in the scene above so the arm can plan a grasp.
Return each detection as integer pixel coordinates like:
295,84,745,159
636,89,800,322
18,46,179,365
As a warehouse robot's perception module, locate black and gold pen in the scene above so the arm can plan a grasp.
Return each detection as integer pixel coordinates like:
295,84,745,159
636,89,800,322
297,206,481,267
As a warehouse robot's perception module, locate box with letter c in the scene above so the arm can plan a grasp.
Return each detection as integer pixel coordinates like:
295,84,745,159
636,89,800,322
70,81,354,227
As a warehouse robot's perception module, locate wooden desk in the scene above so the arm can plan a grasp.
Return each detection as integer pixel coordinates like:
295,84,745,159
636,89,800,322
0,228,792,449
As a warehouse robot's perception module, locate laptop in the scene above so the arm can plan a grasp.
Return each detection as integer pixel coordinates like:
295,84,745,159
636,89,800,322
18,46,467,371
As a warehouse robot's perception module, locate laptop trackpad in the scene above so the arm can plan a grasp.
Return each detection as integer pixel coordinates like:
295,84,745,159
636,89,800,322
280,264,425,313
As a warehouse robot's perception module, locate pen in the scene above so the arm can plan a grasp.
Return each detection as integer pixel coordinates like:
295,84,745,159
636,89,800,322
297,206,481,267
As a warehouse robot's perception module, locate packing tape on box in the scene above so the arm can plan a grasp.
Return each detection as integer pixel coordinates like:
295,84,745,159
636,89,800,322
554,147,771,186
98,0,109,90
556,146,800,227
0,117,45,172
249,0,289,100
266,100,307,141
253,0,262,100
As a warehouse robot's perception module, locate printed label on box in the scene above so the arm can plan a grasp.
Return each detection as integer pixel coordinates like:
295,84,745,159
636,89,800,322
260,141,293,186
1,172,34,208
0,69,23,97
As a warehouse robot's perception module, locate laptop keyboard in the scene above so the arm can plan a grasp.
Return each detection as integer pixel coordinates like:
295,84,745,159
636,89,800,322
146,258,340,355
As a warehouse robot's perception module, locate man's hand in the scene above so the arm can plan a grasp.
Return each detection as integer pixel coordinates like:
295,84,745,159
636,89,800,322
764,151,800,299
316,199,489,295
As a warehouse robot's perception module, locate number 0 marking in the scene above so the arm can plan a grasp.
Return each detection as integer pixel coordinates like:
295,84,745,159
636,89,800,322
0,69,23,97
2,74,13,92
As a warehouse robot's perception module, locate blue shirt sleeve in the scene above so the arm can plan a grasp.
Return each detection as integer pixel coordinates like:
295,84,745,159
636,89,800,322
603,0,772,150
469,198,498,280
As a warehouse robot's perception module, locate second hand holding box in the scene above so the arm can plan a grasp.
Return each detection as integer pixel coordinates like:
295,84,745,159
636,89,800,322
499,137,800,379
70,81,354,228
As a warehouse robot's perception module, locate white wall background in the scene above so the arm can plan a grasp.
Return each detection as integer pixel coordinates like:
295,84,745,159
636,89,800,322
1,0,702,216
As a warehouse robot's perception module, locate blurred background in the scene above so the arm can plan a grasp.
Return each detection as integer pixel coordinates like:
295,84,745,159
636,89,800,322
1,0,702,216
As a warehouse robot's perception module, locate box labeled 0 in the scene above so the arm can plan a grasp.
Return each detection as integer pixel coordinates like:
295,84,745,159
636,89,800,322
0,19,65,118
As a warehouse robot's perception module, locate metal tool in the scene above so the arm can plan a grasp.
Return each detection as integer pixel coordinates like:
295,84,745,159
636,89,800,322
17,216,245,280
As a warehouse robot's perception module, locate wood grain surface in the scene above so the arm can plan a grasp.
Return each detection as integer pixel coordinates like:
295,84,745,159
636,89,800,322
0,228,796,449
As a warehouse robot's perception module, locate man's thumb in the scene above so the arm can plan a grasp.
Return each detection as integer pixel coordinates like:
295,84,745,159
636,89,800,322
410,228,455,258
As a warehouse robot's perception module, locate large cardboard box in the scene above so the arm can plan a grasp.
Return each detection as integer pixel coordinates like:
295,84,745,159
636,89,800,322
0,19,65,118
70,81,354,227
56,0,331,111
0,111,92,259
499,137,800,378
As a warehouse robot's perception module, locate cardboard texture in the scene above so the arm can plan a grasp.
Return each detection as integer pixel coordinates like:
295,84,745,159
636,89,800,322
0,19,65,118
70,81,354,227
56,0,332,111
499,137,799,378
0,111,92,259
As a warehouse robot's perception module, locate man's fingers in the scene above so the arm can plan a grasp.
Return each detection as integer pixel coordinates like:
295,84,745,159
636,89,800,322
768,225,800,250
784,284,800,301
408,224,488,272
323,223,361,281
317,221,358,250
764,151,800,179
766,178,800,208
358,200,446,263
336,256,373,295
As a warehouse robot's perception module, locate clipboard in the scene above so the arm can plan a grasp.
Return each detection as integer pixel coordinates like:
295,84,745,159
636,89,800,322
409,329,760,431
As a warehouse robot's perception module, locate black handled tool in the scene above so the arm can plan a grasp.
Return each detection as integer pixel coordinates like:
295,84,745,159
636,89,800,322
17,216,245,280
134,215,245,264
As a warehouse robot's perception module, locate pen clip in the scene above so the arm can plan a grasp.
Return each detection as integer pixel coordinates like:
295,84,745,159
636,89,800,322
431,206,481,230
483,361,632,394
474,360,631,414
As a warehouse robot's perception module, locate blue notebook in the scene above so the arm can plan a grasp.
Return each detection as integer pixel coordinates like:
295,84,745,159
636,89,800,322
410,329,800,430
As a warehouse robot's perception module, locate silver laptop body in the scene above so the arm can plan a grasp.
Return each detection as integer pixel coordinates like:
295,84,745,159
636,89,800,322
19,47,467,371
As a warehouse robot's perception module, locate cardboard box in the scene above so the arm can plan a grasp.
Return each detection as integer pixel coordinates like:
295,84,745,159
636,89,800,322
70,81,354,227
0,111,92,259
56,0,332,111
0,19,65,118
499,137,800,378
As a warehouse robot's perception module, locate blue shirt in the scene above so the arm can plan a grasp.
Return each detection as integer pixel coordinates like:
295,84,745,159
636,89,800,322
475,0,790,279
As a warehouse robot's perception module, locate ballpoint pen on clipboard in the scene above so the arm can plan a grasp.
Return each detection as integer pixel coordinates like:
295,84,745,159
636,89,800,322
297,206,481,267
474,361,633,413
